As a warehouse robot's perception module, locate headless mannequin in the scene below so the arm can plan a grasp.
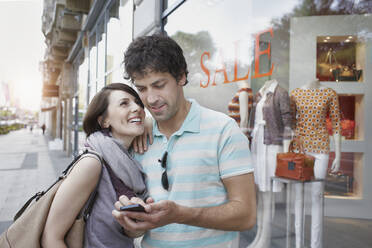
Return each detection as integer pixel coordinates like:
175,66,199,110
293,79,341,248
248,79,291,248
300,79,341,171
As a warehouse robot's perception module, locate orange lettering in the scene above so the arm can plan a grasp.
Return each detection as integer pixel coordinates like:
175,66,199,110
233,41,249,82
212,50,230,85
200,52,211,88
252,28,274,79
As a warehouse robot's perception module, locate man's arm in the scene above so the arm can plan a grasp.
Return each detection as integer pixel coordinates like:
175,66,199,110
177,172,256,230
112,172,256,232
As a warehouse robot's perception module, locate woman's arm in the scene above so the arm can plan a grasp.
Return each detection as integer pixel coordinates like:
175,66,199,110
41,156,102,248
132,117,153,154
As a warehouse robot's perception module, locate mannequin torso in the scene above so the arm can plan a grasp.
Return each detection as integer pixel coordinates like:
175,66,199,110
291,79,341,172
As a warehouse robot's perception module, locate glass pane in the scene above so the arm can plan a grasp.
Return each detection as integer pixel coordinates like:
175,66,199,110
78,57,88,110
89,45,97,103
165,0,296,113
97,32,106,90
106,0,133,84
164,0,372,114
77,57,88,150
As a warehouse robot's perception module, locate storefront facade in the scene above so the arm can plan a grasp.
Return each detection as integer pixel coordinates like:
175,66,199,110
158,0,372,220
42,0,372,226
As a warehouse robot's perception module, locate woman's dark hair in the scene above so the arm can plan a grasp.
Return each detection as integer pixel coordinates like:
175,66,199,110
124,34,189,85
83,83,144,137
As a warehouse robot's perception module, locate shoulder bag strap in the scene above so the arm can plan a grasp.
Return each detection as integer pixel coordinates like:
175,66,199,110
13,150,92,221
75,149,104,221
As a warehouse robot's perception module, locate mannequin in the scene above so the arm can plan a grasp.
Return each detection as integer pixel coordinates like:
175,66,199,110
247,79,292,248
227,80,253,135
290,79,341,248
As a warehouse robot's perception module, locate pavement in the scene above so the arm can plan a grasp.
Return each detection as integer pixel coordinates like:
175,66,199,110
0,128,371,247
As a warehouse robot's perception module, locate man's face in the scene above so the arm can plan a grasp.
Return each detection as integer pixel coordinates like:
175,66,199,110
133,71,186,122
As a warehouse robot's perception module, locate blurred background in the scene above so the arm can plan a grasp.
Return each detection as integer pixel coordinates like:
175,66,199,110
0,0,44,134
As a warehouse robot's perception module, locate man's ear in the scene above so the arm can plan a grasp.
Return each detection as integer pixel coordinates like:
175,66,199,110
177,73,187,86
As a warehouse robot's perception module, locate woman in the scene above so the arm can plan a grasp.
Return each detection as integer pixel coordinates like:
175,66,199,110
42,83,148,248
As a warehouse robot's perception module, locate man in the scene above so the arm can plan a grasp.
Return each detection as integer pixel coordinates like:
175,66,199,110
112,34,256,248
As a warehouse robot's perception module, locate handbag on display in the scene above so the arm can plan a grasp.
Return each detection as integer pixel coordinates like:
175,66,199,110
325,172,352,196
0,150,102,248
326,114,355,139
275,139,315,181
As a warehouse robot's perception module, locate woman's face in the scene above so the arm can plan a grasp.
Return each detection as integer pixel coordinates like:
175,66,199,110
103,90,145,146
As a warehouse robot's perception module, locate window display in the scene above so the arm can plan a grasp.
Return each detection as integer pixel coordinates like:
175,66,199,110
162,0,372,246
325,152,363,198
290,79,342,248
326,95,363,140
316,36,364,82
248,79,292,248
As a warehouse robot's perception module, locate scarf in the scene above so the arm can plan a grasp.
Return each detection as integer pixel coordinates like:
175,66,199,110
85,131,148,200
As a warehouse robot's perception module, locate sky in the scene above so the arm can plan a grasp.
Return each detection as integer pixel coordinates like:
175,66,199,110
0,0,45,111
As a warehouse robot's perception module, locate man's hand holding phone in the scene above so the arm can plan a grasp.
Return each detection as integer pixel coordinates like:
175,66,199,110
112,195,154,237
120,204,146,212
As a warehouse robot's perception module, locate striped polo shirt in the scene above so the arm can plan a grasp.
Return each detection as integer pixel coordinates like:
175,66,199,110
135,99,253,248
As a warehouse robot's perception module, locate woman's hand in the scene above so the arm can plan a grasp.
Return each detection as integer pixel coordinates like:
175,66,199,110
133,117,153,154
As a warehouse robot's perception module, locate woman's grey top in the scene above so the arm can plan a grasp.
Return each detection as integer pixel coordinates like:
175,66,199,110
84,158,134,248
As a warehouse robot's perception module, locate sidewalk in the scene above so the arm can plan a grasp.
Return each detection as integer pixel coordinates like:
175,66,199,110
0,128,371,247
0,128,72,233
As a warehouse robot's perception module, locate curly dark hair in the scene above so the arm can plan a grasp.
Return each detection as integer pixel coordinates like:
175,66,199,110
83,83,144,137
124,34,189,85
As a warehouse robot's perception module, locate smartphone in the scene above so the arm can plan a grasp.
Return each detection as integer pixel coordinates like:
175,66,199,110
119,204,145,212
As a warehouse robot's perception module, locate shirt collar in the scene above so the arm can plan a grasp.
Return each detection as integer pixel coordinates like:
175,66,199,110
259,79,278,96
153,98,201,137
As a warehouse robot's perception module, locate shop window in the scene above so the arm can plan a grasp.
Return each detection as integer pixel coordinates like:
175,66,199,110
316,36,365,82
325,152,363,198
106,0,133,84
97,19,106,90
97,34,106,89
78,57,88,109
89,46,97,103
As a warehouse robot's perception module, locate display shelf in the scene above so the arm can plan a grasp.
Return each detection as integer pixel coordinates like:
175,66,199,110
326,94,364,141
316,36,365,83
325,152,363,198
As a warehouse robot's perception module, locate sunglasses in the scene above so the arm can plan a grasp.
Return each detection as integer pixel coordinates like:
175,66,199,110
158,151,169,190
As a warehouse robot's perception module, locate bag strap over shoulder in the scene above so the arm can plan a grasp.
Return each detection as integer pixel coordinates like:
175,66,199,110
13,149,103,222
69,149,104,221
13,150,91,221
77,149,104,221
